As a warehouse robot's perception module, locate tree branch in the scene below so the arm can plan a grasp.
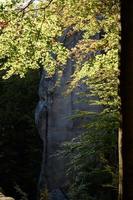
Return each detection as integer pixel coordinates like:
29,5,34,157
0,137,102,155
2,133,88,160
25,0,53,13
16,0,35,12
16,0,53,13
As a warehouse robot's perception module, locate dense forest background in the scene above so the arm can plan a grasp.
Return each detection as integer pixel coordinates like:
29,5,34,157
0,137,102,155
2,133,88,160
0,0,120,199
0,71,42,199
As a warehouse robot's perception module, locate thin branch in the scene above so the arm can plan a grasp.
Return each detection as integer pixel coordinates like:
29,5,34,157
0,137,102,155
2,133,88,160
16,0,35,12
16,0,53,14
24,0,53,13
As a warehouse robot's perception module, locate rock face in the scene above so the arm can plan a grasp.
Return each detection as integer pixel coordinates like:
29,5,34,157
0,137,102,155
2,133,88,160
0,193,14,200
35,30,101,199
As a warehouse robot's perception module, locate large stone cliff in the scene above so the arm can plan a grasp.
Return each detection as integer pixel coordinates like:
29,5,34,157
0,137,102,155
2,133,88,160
35,30,101,199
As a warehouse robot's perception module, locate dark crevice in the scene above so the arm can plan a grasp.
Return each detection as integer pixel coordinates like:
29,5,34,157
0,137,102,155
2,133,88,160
45,105,48,165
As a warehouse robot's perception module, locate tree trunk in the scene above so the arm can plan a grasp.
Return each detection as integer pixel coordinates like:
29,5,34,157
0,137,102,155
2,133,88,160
118,128,123,200
121,1,133,200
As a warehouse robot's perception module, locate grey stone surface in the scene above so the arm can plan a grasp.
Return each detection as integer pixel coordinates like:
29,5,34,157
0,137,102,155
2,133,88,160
35,30,101,198
48,189,68,200
0,193,14,200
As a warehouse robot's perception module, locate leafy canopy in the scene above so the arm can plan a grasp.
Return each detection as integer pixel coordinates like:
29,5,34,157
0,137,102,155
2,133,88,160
0,0,120,81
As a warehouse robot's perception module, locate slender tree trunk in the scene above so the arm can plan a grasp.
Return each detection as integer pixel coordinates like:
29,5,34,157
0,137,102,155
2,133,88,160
118,128,123,200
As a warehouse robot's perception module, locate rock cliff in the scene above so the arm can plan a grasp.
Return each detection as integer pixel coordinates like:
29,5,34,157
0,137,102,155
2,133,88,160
0,193,14,200
35,30,101,199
